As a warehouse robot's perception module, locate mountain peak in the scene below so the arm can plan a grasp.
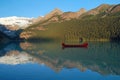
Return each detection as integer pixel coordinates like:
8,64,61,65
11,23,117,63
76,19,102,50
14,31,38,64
96,4,111,11
98,4,110,7
50,8,63,15
42,8,63,21
53,8,62,11
79,8,86,12
78,8,86,13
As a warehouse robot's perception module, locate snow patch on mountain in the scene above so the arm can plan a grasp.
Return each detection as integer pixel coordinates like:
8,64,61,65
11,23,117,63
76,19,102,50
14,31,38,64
0,16,33,29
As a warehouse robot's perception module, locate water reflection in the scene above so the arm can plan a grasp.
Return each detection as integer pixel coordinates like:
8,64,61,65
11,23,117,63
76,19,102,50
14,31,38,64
0,41,120,80
0,42,21,57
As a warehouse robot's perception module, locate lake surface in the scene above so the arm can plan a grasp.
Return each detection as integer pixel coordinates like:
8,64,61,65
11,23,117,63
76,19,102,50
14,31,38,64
0,41,120,80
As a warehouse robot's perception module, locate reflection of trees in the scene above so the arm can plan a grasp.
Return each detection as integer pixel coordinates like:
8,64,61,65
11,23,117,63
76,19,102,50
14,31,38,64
0,41,119,75
20,41,120,75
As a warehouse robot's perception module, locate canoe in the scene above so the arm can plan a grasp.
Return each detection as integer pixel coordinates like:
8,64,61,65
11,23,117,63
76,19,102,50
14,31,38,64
62,42,88,48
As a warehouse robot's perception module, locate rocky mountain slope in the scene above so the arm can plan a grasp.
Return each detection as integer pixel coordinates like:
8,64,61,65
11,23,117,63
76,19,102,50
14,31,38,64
80,4,120,18
61,8,86,20
31,4,120,26
21,4,120,41
32,8,86,26
84,4,112,15
0,24,22,42
0,4,120,41
106,4,120,15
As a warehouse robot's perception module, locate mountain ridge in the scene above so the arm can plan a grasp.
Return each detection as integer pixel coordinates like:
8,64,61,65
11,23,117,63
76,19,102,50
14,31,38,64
32,3,120,25
0,3,120,42
21,3,120,41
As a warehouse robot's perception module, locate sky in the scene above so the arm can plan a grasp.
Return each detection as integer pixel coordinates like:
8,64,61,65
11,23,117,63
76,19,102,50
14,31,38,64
0,0,120,18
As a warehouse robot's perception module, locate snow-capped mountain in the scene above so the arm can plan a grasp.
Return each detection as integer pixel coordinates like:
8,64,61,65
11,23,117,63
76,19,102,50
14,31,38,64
0,16,34,39
0,16,33,29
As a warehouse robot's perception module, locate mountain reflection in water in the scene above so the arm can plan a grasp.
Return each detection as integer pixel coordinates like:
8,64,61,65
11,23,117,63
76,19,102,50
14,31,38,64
0,41,120,80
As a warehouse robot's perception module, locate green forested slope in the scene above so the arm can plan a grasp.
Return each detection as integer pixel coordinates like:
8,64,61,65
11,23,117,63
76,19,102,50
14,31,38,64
22,4,120,41
25,16,120,41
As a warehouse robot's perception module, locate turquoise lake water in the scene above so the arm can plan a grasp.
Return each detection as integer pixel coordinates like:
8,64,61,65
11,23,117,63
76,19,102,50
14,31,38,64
0,41,120,80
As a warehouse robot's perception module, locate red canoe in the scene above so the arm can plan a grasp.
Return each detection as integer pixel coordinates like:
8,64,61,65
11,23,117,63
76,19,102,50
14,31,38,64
62,42,88,48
